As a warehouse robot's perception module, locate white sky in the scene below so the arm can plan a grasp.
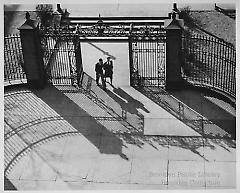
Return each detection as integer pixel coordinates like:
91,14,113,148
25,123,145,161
4,2,235,12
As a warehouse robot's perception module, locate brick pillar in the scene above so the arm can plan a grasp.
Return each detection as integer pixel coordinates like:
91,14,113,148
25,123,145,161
18,12,45,89
165,11,184,90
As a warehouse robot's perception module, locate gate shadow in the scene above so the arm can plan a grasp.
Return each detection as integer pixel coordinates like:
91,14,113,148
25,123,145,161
113,86,150,114
78,72,236,160
135,86,235,139
4,80,236,178
82,37,117,60
169,88,236,139
104,86,149,117
33,85,128,159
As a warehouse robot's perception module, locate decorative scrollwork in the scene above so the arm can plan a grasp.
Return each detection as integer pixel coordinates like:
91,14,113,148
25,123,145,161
68,23,165,38
157,42,166,86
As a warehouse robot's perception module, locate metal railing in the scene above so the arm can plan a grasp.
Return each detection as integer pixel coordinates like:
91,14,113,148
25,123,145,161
4,34,27,84
130,39,166,87
40,31,82,85
182,33,236,99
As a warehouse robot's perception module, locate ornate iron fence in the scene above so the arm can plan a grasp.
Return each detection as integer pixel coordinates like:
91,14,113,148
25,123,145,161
40,29,82,85
129,39,166,87
40,23,167,87
182,34,236,99
4,34,26,84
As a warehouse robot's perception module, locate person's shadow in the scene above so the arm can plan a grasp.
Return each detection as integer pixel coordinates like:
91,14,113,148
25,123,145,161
104,85,149,117
114,87,149,114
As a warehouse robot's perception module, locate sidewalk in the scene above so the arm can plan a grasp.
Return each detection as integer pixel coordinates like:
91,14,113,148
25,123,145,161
4,79,236,190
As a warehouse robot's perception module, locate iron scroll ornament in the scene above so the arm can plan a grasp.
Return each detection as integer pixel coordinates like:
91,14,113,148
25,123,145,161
41,22,166,40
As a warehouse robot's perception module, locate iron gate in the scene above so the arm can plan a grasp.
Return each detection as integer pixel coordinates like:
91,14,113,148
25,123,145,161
41,31,82,85
129,38,166,87
40,16,168,86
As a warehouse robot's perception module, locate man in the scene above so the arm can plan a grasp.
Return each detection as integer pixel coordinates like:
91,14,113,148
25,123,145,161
95,58,106,88
103,57,113,85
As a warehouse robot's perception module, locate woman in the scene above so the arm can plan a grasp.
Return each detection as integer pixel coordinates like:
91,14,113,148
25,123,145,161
103,57,113,85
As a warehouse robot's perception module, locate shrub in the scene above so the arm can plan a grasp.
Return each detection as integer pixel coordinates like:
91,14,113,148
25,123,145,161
36,4,53,27
179,6,203,30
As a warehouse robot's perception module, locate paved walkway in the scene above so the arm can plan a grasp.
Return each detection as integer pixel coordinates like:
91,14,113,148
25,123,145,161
4,79,236,190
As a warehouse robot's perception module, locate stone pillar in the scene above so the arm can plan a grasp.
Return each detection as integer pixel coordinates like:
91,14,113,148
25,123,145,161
18,12,45,89
164,11,184,90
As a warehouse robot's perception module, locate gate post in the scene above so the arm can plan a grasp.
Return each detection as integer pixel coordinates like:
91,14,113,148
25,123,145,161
165,10,184,90
128,37,134,86
74,36,83,86
18,12,45,89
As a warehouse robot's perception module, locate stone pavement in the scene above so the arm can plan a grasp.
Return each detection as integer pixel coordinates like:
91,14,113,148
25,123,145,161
4,79,236,190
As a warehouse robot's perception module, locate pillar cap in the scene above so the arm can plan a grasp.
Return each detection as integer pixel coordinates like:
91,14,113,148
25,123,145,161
53,10,62,15
164,18,184,30
18,12,39,30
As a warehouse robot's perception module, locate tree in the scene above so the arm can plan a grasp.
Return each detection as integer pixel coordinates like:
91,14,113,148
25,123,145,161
36,4,53,27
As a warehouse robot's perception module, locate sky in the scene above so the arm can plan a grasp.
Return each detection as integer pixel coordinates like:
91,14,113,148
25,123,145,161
4,3,235,14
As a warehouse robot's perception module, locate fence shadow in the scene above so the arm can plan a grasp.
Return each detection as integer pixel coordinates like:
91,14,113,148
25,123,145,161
33,85,128,159
4,82,236,183
78,72,236,159
169,89,236,139
135,86,235,139
113,86,149,113
103,86,149,119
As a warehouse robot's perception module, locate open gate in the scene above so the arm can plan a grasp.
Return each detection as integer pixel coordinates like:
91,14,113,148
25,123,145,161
41,31,83,85
40,16,168,87
129,38,166,87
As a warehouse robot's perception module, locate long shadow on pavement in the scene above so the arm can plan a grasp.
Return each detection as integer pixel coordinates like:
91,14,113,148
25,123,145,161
83,38,117,60
4,81,235,182
104,87,149,120
169,88,236,139
78,73,222,160
136,86,235,139
132,85,236,160
33,85,128,160
113,86,150,114
5,74,235,183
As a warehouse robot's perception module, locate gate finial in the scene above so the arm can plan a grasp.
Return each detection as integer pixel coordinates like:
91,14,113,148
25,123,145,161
97,13,103,24
171,3,179,20
173,3,177,11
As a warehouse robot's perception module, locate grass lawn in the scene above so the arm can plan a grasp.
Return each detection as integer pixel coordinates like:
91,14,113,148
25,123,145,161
189,10,235,46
